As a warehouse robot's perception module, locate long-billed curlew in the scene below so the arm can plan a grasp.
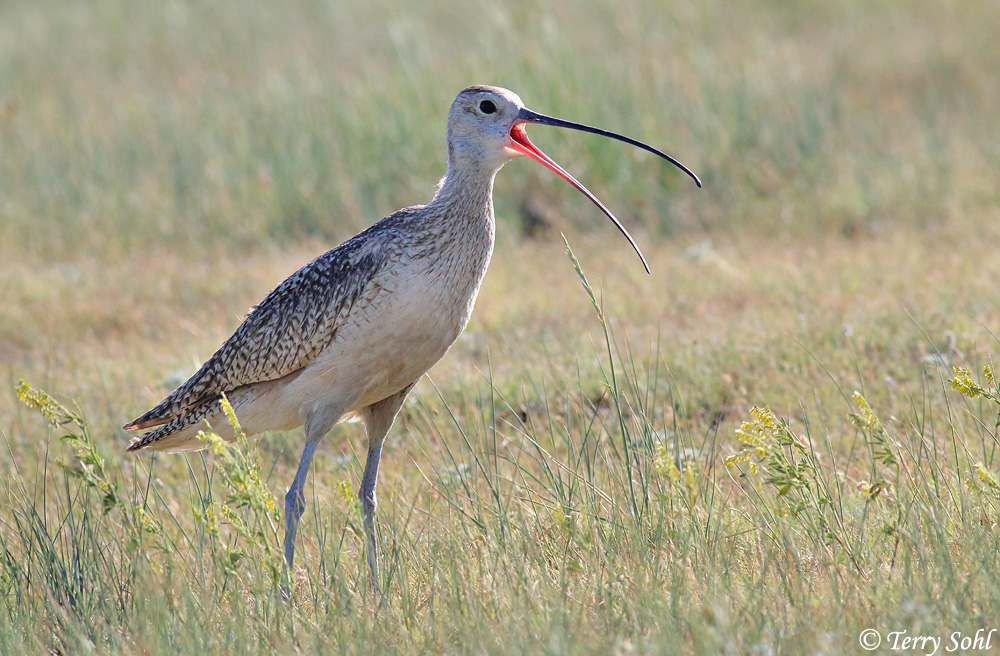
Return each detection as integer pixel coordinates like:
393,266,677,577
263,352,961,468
124,85,700,585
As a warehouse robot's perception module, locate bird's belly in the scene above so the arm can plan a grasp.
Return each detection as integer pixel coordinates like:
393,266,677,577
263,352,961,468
359,309,462,399
288,269,479,414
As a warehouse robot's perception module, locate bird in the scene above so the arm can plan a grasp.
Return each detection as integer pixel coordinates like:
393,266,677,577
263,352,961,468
123,85,700,587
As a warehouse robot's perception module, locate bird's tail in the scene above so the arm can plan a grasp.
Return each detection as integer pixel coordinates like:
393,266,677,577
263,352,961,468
123,397,176,432
126,396,232,453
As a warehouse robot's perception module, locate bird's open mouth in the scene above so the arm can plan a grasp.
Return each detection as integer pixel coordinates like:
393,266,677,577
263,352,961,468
506,123,550,164
504,110,700,274
505,122,592,202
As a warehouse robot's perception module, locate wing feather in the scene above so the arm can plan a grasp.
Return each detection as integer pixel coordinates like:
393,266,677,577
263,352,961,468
124,222,402,431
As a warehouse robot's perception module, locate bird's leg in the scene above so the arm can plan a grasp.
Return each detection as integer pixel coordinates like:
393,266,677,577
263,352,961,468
359,384,414,592
284,439,319,568
360,441,384,588
283,405,343,572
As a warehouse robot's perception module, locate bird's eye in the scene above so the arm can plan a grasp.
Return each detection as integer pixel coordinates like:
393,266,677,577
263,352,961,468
479,100,497,114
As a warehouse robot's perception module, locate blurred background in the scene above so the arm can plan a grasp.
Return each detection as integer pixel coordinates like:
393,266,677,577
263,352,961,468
3,0,997,260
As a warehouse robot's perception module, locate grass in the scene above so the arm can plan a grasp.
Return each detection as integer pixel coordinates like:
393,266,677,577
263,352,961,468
3,0,1000,653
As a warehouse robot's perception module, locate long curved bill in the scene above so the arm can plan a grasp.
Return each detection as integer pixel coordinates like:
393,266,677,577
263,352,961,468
506,107,702,274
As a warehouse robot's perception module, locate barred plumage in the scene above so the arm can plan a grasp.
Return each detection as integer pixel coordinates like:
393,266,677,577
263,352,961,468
124,211,412,439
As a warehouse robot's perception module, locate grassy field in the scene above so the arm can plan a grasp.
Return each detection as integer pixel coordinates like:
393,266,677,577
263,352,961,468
3,0,1000,653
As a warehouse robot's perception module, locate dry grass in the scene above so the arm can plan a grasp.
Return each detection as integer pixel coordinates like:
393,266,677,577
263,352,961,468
2,0,1000,653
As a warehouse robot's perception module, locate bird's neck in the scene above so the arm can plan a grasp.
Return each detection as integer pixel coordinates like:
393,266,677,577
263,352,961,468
417,162,499,288
427,161,501,234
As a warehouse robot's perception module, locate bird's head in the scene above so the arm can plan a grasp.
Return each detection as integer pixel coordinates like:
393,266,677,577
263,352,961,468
445,85,701,274
446,86,526,167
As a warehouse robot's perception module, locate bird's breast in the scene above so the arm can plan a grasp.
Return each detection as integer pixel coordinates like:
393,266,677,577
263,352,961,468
300,236,493,409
